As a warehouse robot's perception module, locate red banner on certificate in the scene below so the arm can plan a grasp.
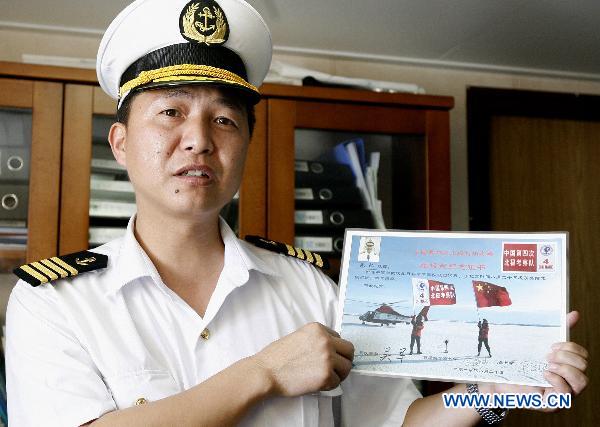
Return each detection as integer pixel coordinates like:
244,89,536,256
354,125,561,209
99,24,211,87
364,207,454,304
502,243,537,272
428,280,456,305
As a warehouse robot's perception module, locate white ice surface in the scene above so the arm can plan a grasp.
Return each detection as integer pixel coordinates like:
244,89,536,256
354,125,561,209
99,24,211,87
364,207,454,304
341,315,559,386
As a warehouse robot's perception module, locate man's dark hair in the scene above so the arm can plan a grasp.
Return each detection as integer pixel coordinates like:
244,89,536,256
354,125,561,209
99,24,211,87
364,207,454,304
116,87,257,137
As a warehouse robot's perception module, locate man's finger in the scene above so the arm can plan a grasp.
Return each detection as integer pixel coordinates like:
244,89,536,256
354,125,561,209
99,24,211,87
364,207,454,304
551,342,589,360
322,370,342,391
320,324,341,338
332,336,355,360
543,370,571,394
547,350,587,372
566,311,580,329
546,363,588,395
332,353,353,381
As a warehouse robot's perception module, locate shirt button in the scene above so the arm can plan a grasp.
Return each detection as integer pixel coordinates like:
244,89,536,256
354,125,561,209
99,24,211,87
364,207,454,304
135,397,148,406
200,328,210,340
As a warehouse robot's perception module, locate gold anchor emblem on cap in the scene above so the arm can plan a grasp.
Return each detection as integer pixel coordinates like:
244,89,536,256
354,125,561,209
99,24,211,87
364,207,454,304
197,7,215,32
181,1,229,46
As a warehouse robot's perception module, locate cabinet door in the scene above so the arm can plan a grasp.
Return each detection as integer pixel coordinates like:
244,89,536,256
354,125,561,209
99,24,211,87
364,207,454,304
0,79,63,263
59,85,267,253
267,99,450,276
0,78,63,308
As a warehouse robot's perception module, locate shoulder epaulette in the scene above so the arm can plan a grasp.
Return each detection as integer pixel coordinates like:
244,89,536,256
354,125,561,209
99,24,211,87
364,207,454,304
13,250,109,287
245,235,330,270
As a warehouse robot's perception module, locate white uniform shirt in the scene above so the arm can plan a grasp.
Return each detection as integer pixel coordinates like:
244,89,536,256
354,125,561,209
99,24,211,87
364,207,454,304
6,217,420,426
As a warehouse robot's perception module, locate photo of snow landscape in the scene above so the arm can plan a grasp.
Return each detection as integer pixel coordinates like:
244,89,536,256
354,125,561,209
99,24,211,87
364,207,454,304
343,315,558,386
336,230,568,387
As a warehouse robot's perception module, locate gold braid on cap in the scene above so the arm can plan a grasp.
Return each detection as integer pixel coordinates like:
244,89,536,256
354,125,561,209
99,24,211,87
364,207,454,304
119,64,258,99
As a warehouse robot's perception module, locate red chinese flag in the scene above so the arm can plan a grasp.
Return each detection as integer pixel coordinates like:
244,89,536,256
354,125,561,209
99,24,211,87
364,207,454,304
428,280,456,305
472,281,512,308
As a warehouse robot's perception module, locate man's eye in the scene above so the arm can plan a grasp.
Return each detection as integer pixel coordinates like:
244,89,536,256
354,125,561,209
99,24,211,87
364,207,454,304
162,109,180,117
215,116,237,127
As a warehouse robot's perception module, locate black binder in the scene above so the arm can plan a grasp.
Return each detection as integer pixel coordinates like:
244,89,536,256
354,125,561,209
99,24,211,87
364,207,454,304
295,160,354,186
295,208,374,229
294,233,344,256
0,184,28,220
295,185,363,208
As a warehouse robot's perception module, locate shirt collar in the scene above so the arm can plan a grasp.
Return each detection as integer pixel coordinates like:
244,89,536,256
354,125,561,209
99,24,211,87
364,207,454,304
103,215,161,297
104,215,278,297
219,217,279,286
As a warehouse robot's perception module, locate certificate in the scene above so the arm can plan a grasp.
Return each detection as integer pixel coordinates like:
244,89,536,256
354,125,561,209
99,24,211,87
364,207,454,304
335,229,568,387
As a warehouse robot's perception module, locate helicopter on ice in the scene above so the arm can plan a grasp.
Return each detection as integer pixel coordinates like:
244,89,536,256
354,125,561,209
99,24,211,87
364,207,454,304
359,303,413,326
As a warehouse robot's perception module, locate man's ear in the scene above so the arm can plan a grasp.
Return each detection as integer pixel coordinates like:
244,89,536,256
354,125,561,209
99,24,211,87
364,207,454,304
108,122,127,167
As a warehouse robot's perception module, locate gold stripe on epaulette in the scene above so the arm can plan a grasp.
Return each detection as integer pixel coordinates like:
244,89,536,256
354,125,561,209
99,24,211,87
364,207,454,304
51,257,78,275
31,261,59,281
285,244,296,256
304,250,314,264
295,248,305,260
40,259,69,278
314,253,324,268
20,265,48,284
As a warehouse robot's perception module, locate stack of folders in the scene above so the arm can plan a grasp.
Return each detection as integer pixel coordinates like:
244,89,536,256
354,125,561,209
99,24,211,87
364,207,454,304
295,138,385,260
294,159,375,259
0,226,27,250
0,145,30,248
88,158,133,246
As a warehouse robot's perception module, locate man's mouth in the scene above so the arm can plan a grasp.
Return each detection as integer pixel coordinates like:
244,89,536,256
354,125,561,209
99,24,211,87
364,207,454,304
178,169,210,178
174,165,215,181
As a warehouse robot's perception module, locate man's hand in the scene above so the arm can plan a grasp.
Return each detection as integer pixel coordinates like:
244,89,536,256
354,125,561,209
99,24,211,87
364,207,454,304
250,322,355,397
481,311,588,412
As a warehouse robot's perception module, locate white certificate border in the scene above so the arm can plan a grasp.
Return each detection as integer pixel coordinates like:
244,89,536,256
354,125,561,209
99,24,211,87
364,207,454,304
334,228,568,386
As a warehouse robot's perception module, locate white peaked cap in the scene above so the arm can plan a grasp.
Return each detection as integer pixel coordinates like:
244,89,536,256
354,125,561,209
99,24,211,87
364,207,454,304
97,0,272,105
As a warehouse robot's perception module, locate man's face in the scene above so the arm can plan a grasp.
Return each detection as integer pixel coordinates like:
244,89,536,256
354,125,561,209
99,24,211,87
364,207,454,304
108,85,250,221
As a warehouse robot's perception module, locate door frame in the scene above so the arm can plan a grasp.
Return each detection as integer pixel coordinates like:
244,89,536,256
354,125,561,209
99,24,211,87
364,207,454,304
467,86,600,230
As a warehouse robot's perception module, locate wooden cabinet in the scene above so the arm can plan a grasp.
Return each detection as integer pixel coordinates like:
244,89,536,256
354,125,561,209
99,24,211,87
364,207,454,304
264,86,452,276
0,61,453,275
0,77,63,268
265,87,452,241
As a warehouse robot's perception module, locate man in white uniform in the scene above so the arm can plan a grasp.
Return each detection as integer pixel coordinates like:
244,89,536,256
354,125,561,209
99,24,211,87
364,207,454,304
6,0,588,426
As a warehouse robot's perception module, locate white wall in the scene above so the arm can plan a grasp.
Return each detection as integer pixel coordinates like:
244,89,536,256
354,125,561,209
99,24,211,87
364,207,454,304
4,27,600,230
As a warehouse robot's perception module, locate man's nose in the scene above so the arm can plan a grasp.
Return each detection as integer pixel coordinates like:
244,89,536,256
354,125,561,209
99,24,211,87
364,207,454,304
180,118,214,154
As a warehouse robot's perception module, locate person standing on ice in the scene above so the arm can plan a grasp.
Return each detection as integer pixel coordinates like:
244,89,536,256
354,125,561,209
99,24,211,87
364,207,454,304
409,314,425,354
477,319,492,357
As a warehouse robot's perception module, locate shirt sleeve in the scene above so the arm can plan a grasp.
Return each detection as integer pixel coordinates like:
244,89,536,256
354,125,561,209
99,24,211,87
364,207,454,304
315,269,340,330
6,282,116,427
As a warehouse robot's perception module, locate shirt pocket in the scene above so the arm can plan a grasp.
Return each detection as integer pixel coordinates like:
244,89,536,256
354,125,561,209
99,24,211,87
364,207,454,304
104,370,181,409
